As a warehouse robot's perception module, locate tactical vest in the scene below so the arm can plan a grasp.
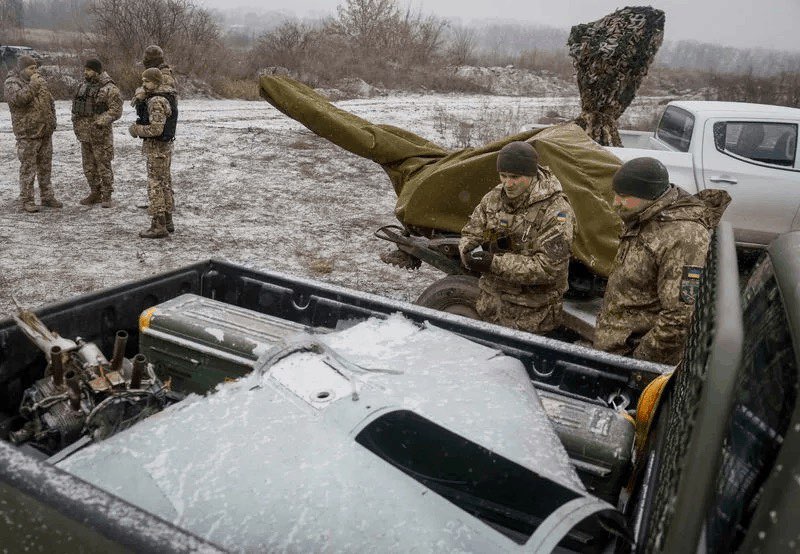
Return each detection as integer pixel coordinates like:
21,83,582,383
71,81,107,116
135,92,178,142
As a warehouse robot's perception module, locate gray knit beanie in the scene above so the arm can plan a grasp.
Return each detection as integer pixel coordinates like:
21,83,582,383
612,157,670,200
496,141,539,177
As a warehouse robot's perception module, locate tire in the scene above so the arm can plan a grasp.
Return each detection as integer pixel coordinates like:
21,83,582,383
416,275,480,319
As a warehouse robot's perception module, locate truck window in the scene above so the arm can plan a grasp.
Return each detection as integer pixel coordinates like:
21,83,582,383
656,106,695,152
713,121,797,168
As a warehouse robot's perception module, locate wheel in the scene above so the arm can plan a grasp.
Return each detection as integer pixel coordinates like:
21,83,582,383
415,275,480,319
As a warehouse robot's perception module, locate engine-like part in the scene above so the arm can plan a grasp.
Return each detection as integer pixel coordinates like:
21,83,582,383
10,308,172,455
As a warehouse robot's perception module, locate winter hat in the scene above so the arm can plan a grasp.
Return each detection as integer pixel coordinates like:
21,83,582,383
17,55,37,70
85,58,102,73
141,68,163,85
496,141,539,177
612,157,670,200
143,45,164,68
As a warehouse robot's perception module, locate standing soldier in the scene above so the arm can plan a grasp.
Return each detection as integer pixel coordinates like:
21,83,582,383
593,157,731,365
3,55,62,213
458,141,575,336
72,58,122,207
128,68,177,238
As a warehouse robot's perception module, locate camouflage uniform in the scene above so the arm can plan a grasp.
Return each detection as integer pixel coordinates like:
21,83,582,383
459,167,575,334
594,186,730,365
72,72,123,200
130,92,174,217
3,69,58,204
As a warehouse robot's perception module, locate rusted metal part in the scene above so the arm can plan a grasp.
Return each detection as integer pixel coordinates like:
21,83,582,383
109,330,128,374
131,354,146,390
50,345,64,387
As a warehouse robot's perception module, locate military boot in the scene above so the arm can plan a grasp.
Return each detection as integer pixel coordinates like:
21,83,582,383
100,192,114,208
22,201,40,213
139,215,169,239
164,212,175,233
80,190,102,206
41,197,63,209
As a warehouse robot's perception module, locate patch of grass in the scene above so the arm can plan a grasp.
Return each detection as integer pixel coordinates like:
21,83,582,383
308,258,334,275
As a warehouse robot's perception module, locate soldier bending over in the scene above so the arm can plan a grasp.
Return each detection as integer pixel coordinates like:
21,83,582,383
594,157,730,365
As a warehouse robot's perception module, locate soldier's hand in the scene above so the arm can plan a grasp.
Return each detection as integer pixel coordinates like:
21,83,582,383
130,88,146,107
29,73,44,90
465,251,494,273
128,124,139,138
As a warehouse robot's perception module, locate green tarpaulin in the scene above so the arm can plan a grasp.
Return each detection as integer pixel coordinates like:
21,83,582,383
260,75,624,277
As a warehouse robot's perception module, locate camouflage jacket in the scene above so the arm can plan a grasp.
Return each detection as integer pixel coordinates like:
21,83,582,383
132,64,177,106
594,186,731,365
459,167,575,308
131,90,172,139
72,72,123,142
3,70,56,139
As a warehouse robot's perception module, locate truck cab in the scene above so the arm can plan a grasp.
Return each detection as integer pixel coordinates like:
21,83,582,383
612,101,800,248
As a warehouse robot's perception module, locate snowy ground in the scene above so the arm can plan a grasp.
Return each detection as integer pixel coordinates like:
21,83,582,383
0,92,665,316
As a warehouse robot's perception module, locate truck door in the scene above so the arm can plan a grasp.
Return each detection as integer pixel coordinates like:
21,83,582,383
702,119,799,246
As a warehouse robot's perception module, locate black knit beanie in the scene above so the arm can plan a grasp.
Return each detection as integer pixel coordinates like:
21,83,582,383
612,157,670,200
85,58,102,73
497,141,539,177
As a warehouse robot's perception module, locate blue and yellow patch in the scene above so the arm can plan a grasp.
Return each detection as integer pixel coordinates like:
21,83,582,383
556,211,568,223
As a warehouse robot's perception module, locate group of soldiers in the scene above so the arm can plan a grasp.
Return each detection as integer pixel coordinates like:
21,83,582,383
459,141,730,365
3,45,178,238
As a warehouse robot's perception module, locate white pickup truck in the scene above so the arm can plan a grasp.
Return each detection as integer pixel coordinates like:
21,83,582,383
609,101,800,248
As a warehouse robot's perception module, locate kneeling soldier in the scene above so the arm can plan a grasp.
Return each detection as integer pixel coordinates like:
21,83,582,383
459,141,575,335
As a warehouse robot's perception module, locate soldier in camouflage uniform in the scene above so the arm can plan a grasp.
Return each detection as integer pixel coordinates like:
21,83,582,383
594,157,731,365
459,142,575,335
72,59,123,207
128,68,177,239
131,45,177,214
3,55,63,213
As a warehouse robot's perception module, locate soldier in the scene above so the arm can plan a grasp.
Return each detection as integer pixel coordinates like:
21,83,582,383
458,141,575,335
593,157,730,365
72,58,123,207
128,68,178,238
3,54,62,213
130,45,177,107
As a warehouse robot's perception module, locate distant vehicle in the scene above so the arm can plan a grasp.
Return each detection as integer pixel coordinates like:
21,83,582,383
609,101,800,249
0,45,40,72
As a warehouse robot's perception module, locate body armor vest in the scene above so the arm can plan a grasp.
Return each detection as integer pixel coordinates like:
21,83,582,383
136,93,178,142
71,81,107,116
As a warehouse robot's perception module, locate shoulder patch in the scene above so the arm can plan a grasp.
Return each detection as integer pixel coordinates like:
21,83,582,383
680,265,703,303
556,211,568,223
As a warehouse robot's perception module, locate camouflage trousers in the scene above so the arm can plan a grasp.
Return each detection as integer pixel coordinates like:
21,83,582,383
16,135,55,202
142,139,174,216
80,138,114,195
476,290,562,335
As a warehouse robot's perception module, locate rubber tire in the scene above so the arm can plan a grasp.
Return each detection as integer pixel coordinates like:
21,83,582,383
416,275,480,319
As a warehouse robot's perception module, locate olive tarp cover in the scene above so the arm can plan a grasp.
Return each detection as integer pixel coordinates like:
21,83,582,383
260,75,624,277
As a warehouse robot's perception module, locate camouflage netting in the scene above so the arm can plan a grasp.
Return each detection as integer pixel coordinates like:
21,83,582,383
568,6,665,146
260,76,624,277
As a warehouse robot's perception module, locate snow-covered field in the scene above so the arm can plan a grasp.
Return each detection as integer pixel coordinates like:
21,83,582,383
0,92,664,316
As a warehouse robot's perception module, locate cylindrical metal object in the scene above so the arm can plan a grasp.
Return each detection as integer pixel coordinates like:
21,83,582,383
50,345,64,386
131,354,146,389
109,330,128,373
65,370,82,411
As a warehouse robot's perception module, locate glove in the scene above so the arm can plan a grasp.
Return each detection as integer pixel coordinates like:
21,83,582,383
128,124,139,138
29,73,44,90
130,88,146,107
465,251,494,273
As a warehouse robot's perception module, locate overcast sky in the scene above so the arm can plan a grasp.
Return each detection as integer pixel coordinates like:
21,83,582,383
198,0,800,52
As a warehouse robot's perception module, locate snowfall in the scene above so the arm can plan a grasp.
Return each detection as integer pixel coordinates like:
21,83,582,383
0,90,666,317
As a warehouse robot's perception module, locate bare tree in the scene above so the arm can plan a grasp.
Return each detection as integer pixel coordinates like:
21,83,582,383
1,0,24,30
447,25,476,66
86,0,221,75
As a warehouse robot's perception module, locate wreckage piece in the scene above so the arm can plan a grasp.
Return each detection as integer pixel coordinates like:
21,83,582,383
568,6,665,146
59,313,628,551
260,76,623,276
9,309,171,454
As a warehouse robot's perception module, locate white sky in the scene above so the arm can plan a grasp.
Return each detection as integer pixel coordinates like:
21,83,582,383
197,0,800,52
